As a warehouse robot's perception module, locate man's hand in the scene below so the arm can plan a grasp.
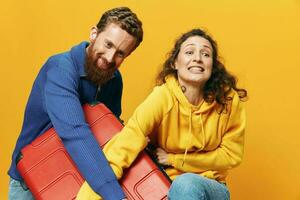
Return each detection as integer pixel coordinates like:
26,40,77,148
156,147,169,165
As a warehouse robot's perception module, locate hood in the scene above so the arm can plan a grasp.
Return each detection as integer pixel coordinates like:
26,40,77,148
165,75,216,114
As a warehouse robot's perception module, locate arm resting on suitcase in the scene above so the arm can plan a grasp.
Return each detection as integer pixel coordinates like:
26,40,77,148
45,65,125,200
103,85,171,179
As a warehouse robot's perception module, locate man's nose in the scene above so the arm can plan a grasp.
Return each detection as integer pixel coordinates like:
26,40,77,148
105,50,116,63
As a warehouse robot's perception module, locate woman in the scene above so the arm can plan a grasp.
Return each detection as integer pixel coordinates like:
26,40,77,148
77,28,247,200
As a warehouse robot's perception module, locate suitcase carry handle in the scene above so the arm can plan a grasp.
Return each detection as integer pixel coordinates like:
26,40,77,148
144,144,172,183
16,152,23,165
15,152,31,191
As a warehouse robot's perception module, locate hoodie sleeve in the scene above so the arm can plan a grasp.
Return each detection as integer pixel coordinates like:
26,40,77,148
167,92,246,172
77,86,172,199
103,86,172,179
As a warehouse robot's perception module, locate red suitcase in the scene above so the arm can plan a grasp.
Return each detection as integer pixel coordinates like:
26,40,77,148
17,103,171,200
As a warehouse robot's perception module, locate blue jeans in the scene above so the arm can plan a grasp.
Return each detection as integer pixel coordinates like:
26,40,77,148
168,173,230,200
9,178,34,200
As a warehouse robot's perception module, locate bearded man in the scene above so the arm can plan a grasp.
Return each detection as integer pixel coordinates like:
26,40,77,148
8,7,143,200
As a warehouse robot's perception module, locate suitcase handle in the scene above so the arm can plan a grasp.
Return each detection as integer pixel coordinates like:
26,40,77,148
144,144,172,183
15,152,30,191
16,152,23,165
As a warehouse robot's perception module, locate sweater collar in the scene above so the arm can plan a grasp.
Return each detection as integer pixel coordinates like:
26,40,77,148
70,41,89,77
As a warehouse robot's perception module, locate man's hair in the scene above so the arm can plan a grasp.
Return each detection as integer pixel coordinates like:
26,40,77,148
96,7,143,50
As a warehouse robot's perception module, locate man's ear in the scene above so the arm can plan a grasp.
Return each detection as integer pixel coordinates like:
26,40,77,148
89,26,98,41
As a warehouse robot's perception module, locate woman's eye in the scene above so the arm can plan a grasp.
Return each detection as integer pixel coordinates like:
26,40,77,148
185,51,193,55
202,52,210,57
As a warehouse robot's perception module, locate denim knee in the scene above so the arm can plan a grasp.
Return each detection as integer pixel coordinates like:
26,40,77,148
9,178,34,200
168,173,206,199
168,173,230,200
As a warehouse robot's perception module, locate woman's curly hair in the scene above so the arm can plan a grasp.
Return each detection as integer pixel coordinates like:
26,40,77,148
157,28,247,113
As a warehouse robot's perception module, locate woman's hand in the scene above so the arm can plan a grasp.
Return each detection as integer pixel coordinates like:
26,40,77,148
156,147,169,165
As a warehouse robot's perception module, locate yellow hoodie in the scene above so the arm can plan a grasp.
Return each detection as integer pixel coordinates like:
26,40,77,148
77,76,246,199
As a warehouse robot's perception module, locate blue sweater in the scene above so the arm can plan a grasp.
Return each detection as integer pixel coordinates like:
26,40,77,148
8,42,125,200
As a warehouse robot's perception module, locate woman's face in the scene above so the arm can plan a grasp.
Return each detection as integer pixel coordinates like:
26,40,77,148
174,36,213,88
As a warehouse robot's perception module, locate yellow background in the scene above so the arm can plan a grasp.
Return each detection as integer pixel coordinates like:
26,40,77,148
1,0,300,199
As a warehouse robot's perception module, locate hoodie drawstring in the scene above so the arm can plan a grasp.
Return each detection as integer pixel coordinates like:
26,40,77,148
182,111,206,167
200,114,206,148
182,110,193,166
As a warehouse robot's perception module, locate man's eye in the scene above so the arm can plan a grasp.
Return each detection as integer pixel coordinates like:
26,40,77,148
117,52,125,58
105,42,112,48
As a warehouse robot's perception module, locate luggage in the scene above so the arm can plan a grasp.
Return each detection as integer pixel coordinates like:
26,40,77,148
17,103,171,200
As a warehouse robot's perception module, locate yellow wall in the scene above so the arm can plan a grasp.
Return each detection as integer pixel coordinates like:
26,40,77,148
1,0,299,199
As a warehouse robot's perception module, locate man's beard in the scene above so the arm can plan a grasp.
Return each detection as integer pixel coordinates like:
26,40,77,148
85,43,116,86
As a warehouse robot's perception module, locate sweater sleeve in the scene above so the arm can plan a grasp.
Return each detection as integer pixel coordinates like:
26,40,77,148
168,93,246,172
103,86,169,179
44,62,125,200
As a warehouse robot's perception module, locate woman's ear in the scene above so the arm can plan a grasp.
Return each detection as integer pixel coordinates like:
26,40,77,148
172,62,178,70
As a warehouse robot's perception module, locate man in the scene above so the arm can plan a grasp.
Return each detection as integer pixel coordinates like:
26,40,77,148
8,7,143,200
